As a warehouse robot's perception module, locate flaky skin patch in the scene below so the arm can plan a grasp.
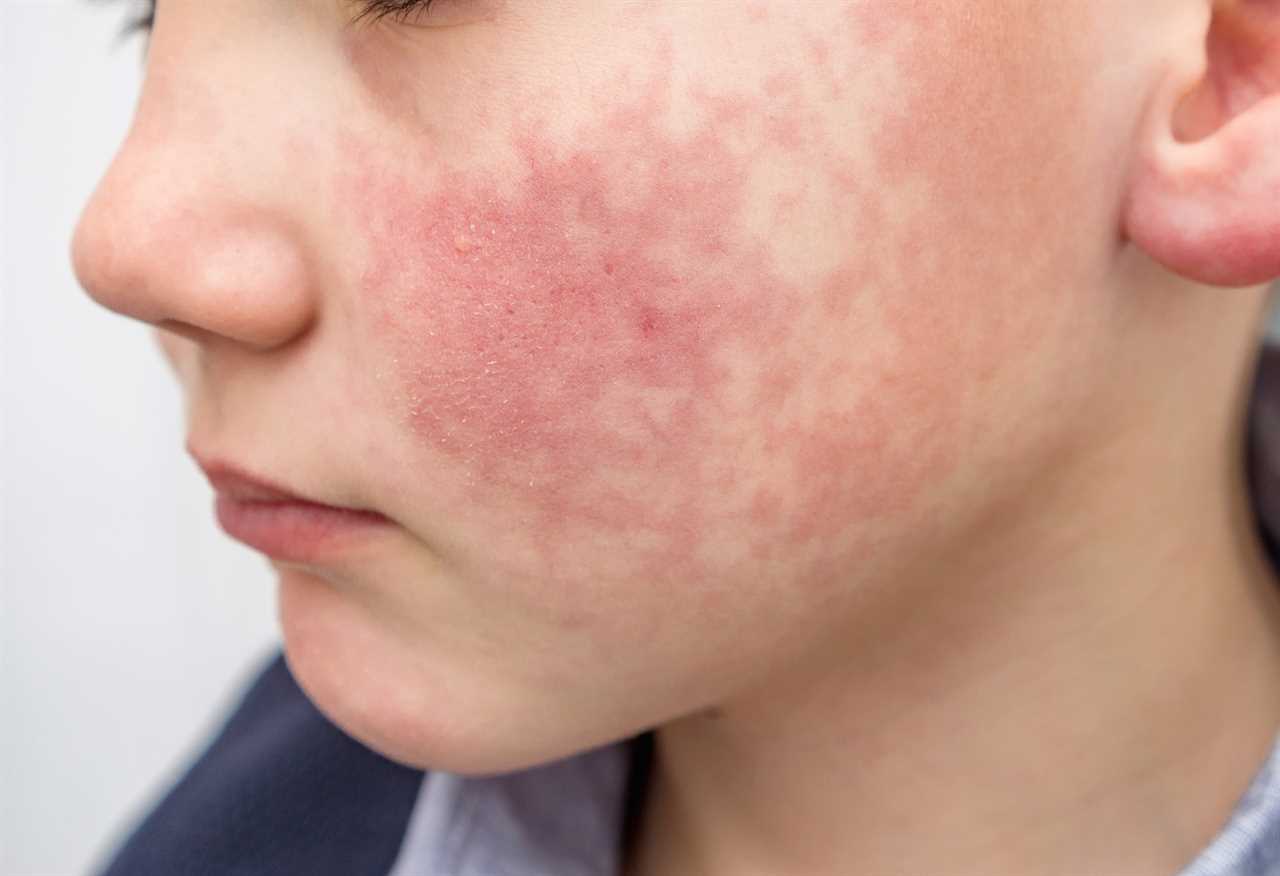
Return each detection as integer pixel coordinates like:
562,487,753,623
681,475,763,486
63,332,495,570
334,3,1098,591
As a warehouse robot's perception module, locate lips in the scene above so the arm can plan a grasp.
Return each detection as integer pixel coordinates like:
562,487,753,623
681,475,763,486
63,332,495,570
201,465,318,503
192,454,393,563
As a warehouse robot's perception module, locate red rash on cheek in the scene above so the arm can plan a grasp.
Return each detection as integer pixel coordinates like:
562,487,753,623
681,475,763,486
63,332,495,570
346,97,801,535
335,17,987,580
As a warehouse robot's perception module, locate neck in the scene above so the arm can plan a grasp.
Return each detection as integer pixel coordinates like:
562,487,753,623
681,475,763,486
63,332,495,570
625,289,1280,876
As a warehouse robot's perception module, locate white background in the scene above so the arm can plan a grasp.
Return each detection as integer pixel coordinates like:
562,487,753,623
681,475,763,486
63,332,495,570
5,2,1280,875
4,3,279,874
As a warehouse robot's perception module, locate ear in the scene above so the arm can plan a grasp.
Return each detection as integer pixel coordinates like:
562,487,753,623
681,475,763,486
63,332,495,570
1123,0,1280,288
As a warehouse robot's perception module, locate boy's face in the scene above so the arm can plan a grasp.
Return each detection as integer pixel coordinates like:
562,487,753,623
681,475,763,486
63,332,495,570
76,0,1134,770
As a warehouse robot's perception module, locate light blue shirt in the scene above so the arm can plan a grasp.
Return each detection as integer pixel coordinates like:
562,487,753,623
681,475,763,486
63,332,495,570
1180,733,1280,876
376,731,1280,875
386,738,631,876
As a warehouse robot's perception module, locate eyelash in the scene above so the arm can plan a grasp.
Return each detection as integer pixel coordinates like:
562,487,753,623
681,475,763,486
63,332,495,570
350,0,440,26
118,0,438,36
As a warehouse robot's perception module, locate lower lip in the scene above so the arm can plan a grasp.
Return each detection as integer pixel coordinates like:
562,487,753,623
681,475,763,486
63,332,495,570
214,495,393,563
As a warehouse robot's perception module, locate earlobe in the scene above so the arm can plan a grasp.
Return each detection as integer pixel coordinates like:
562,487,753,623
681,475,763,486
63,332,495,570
1122,0,1280,288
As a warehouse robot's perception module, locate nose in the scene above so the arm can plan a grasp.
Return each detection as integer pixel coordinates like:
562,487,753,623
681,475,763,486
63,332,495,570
71,52,316,351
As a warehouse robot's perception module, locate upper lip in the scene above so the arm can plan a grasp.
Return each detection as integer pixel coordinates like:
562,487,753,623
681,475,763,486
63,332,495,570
202,464,318,504
190,447,333,507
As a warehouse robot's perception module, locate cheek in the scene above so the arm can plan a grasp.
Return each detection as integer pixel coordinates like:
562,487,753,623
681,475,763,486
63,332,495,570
333,7,1084,586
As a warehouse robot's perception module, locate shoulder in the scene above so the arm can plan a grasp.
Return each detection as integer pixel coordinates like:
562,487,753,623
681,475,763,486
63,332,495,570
91,649,427,876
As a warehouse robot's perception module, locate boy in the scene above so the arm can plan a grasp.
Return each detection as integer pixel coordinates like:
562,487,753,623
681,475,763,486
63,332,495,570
76,1,1280,873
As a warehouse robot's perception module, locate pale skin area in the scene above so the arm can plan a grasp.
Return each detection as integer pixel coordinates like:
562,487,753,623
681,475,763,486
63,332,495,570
71,1,1280,874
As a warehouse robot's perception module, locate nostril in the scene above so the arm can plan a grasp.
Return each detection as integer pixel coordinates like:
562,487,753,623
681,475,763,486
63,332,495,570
155,319,223,346
69,186,318,352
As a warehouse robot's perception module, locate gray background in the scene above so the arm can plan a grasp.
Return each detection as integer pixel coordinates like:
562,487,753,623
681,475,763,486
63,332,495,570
4,2,1280,875
4,3,278,875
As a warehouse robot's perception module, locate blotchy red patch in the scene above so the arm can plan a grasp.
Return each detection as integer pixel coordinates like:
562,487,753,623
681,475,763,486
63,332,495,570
336,10,984,583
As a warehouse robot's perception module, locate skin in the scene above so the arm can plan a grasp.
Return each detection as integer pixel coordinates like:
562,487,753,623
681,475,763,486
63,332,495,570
72,1,1280,874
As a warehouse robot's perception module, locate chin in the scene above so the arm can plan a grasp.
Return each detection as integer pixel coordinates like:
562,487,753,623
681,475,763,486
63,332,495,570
273,566,594,776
